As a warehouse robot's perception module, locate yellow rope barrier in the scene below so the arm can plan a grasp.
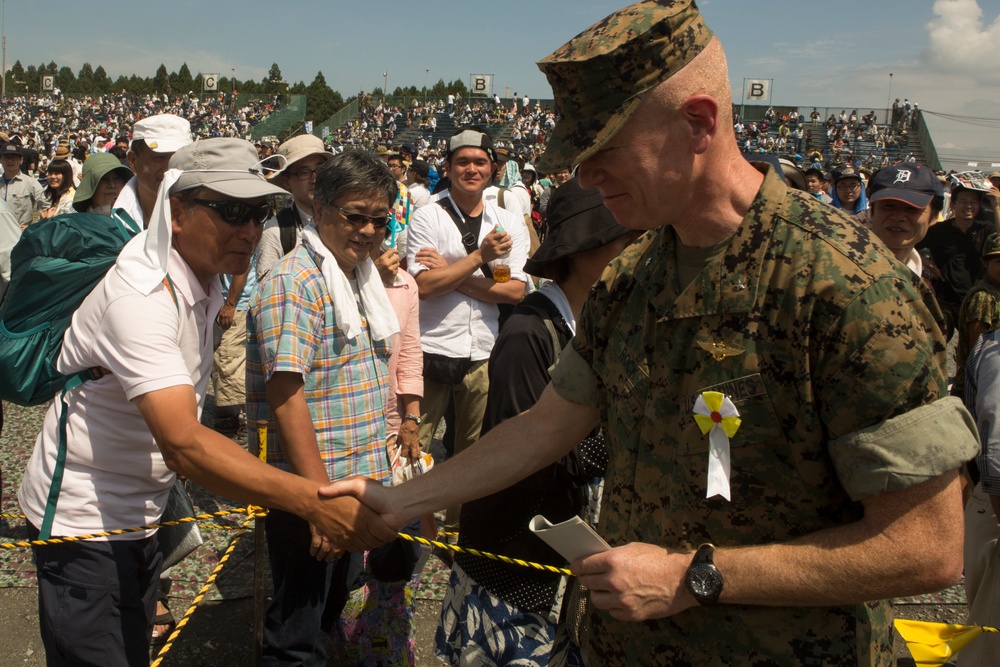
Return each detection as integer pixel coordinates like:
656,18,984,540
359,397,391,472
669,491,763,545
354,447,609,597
0,508,264,550
4,510,569,574
149,510,259,666
397,531,572,576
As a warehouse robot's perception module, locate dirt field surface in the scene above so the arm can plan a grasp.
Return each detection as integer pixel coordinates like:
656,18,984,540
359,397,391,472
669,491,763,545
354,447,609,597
0,399,970,666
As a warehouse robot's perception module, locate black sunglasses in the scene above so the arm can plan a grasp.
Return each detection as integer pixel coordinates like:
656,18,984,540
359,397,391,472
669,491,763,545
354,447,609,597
330,204,392,229
192,198,274,226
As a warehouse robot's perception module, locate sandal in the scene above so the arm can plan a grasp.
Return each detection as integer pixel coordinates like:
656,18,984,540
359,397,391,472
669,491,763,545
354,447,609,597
151,595,176,647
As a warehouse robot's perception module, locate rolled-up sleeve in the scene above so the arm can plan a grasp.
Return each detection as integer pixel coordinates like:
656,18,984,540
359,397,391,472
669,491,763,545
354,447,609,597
550,340,601,410
829,397,980,501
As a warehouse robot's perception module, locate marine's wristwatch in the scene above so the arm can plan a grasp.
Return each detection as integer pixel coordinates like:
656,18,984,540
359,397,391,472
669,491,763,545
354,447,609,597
403,413,422,426
684,543,723,606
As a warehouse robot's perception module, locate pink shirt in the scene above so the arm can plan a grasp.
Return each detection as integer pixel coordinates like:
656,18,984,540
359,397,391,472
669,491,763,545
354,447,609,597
385,269,423,435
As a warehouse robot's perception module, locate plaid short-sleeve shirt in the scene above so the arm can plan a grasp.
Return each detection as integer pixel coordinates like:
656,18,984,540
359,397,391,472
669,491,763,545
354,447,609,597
247,242,392,484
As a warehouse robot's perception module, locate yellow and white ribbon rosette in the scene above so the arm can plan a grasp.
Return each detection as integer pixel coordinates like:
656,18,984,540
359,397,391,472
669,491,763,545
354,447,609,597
692,391,741,501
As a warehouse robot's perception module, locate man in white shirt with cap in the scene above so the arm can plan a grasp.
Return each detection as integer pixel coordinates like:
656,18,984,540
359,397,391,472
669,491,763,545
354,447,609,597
406,129,529,536
113,113,193,227
19,138,394,666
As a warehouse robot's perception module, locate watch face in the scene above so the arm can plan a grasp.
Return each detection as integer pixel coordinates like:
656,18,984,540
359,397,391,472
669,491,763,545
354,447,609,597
688,564,722,599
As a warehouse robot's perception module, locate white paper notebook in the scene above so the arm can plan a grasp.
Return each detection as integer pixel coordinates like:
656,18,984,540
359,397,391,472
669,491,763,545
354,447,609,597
528,514,611,564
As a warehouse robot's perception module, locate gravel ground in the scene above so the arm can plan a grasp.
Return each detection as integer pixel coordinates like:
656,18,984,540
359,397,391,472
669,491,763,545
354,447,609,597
0,394,972,666
0,586,968,666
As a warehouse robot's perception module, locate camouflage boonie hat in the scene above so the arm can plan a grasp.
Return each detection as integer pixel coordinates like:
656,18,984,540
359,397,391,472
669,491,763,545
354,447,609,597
983,233,1000,259
535,0,713,171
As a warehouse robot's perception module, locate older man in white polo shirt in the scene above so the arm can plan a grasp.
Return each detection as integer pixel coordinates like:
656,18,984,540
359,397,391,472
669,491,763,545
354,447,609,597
19,138,394,666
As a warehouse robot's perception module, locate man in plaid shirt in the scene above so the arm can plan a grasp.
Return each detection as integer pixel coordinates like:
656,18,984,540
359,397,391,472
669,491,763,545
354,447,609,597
247,150,401,666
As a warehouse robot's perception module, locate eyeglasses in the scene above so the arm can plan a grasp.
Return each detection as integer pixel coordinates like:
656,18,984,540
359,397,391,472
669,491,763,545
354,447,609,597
288,167,318,181
837,181,861,190
329,204,392,229
192,198,274,226
387,163,404,171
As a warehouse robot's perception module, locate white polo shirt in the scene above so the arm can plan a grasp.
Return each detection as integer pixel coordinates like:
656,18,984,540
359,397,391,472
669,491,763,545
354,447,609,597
406,192,528,361
113,176,145,227
19,247,222,539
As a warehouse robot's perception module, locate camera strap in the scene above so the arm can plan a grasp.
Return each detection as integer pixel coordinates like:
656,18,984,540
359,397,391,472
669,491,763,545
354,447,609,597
437,196,492,280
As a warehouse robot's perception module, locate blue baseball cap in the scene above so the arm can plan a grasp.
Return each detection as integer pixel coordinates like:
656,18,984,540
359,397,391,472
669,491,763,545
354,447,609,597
868,162,944,208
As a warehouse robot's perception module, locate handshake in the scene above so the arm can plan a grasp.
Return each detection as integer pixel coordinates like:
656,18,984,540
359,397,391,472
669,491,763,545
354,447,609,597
306,476,406,556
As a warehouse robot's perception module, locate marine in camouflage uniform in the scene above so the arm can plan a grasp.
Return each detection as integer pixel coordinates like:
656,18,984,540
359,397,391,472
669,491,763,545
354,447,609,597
534,1,978,665
328,2,980,665
550,164,973,665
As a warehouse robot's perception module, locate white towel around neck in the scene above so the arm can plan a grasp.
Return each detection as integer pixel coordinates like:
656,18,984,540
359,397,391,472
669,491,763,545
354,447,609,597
115,169,182,295
300,223,399,342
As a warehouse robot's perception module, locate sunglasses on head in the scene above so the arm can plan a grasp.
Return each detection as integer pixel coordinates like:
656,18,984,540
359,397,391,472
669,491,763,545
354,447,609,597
192,198,274,226
330,204,392,229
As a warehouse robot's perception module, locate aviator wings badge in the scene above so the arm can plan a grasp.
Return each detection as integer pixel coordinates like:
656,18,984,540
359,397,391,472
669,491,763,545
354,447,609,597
697,340,745,362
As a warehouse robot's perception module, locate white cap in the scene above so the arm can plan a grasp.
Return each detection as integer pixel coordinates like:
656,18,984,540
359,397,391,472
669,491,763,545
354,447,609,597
132,114,193,153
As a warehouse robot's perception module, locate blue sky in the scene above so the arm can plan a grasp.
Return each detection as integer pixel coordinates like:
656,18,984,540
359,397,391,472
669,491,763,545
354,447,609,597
3,0,999,167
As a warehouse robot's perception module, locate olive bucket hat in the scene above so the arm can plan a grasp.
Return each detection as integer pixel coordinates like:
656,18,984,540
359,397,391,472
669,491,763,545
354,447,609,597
73,153,135,212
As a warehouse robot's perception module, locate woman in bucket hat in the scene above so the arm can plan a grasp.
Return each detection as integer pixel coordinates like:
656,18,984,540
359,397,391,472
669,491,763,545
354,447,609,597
72,153,134,215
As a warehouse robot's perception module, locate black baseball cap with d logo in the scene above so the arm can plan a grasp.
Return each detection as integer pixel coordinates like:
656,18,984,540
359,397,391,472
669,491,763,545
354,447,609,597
868,162,944,209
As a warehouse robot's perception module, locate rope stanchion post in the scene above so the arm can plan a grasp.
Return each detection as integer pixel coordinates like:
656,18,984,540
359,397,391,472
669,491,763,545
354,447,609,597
252,420,269,667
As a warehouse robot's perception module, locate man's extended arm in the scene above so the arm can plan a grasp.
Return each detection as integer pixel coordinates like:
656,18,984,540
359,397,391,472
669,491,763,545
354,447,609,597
573,470,963,620
325,384,600,529
134,384,393,551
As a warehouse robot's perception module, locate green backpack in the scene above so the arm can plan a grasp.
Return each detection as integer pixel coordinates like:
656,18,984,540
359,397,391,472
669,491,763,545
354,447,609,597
0,209,141,405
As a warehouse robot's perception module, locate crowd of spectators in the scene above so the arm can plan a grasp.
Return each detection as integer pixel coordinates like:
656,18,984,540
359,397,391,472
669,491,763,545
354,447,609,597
330,98,409,148
0,91,285,178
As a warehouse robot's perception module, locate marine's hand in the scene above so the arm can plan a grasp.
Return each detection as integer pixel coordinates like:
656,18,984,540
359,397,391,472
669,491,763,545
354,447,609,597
318,475,405,534
415,247,447,270
573,542,698,621
311,489,397,552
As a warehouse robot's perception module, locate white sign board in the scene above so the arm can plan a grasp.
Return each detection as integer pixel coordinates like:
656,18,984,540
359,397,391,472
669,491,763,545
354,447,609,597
470,74,493,97
744,79,771,103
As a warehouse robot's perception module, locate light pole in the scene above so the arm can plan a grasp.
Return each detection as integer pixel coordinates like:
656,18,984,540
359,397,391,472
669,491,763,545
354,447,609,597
886,72,893,125
231,68,235,94
424,68,429,107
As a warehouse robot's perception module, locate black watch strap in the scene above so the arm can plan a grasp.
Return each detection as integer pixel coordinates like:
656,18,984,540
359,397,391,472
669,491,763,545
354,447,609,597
685,542,723,606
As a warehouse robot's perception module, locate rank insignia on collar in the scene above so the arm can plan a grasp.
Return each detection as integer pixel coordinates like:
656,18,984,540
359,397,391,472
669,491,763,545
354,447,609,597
697,340,745,362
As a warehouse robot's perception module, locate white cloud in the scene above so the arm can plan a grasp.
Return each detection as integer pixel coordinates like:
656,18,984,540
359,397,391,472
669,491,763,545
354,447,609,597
924,0,1000,77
